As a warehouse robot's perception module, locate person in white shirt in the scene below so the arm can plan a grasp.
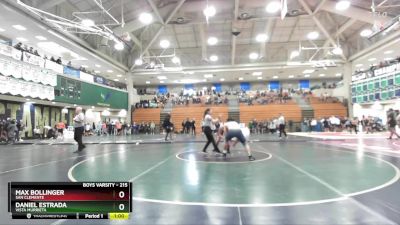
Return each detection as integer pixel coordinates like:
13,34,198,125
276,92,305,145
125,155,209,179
278,113,287,139
73,107,85,152
223,118,255,161
202,108,221,153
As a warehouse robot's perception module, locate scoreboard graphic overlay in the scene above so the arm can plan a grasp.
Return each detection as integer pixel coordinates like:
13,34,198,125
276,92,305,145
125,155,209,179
8,182,132,220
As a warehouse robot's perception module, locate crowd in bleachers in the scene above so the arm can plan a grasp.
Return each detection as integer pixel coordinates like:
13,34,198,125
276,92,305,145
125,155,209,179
12,42,126,90
238,89,293,105
171,93,228,106
135,94,169,108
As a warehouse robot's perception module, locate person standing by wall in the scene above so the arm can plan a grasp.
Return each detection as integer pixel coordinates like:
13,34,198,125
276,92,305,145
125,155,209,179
56,121,65,140
73,107,85,152
6,119,17,144
387,109,400,139
278,113,287,139
191,118,196,135
150,121,156,135
163,113,173,141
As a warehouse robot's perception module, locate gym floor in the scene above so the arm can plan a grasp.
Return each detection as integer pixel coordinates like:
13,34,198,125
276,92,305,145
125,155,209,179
1,133,400,225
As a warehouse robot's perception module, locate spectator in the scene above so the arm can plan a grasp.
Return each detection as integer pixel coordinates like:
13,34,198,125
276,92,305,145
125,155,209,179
7,120,17,144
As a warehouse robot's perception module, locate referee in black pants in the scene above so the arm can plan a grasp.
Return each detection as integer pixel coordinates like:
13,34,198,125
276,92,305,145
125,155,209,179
202,108,221,153
73,107,86,152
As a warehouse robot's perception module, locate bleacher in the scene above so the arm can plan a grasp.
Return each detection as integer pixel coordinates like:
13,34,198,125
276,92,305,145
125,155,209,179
132,108,161,124
239,104,302,124
131,96,347,133
308,97,347,118
171,106,229,134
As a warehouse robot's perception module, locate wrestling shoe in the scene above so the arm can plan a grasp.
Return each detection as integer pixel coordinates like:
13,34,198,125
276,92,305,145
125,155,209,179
248,156,255,161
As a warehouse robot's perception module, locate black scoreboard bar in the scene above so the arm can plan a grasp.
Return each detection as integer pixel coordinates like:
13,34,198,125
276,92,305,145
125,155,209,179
8,182,132,220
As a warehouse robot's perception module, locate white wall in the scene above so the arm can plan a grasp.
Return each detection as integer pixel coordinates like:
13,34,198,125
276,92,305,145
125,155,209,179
352,99,400,124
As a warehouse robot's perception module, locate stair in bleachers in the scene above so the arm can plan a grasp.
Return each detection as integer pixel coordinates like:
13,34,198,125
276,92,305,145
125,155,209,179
162,99,173,113
227,95,240,122
228,111,240,122
292,94,315,121
301,109,314,120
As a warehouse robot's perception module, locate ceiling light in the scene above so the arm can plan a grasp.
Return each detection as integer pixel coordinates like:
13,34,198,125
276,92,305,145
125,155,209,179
81,65,88,68
81,19,95,27
319,74,325,77
117,74,123,77
204,74,213,78
16,37,28,42
238,77,244,81
288,75,294,78
207,37,218,45
150,61,155,67
172,56,180,64
135,58,143,65
160,39,170,49
335,73,342,77
187,71,194,74
304,74,310,77
360,29,372,37
157,76,167,80
220,78,225,81
335,0,351,11
35,36,47,41
257,77,263,80
52,102,56,104
355,64,363,67
265,1,280,13
249,52,259,60
146,81,151,84
203,6,216,17
113,79,119,81
303,69,315,74
114,41,124,51
384,50,394,54
26,98,30,101
160,81,165,84
0,28,5,32
273,76,278,79
307,31,319,40
384,57,394,61
210,55,218,62
95,70,100,73
139,12,153,24
290,50,300,59
107,70,113,73
252,72,262,76
12,25,26,31
368,58,376,62
256,34,268,42
332,47,343,55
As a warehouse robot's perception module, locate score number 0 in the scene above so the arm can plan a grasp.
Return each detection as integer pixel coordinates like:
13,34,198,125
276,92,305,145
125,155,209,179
117,183,128,211
118,191,125,211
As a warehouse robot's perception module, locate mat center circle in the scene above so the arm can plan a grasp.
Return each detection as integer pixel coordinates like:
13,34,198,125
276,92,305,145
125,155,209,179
176,151,271,163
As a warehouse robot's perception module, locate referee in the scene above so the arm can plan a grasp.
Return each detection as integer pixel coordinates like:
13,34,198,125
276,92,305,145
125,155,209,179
73,107,85,152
